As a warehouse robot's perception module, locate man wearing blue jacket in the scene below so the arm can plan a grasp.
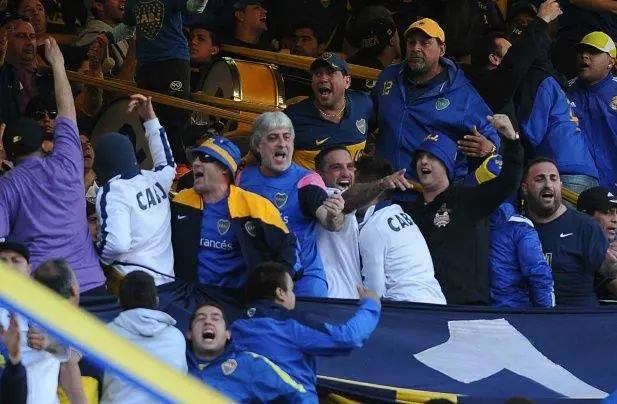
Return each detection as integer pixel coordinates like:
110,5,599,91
568,31,617,191
372,17,501,201
186,302,309,403
231,262,381,402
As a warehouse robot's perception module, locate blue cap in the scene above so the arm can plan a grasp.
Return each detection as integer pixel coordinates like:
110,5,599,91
415,133,457,180
310,52,349,76
191,136,241,175
464,154,503,186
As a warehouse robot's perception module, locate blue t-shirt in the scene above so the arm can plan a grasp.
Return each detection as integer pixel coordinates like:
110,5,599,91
124,0,189,63
533,208,608,307
197,198,245,288
238,164,328,282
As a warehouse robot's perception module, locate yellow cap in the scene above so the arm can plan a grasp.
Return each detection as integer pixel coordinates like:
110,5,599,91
404,18,445,42
579,31,616,58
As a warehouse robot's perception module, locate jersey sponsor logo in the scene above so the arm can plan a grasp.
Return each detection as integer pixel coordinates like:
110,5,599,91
435,97,450,111
273,192,288,209
560,232,574,238
611,96,617,111
245,221,257,237
169,81,183,91
217,219,230,235
315,137,330,146
136,182,168,210
433,203,452,228
221,359,238,376
199,238,234,251
387,212,415,232
382,80,393,96
134,0,165,40
356,118,367,135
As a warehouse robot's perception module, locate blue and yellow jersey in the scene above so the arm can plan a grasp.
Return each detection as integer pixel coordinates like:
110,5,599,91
187,345,310,403
285,91,375,170
171,185,299,286
238,164,327,283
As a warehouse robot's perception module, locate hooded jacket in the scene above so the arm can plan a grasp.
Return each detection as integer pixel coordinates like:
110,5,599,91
75,19,129,76
373,57,501,186
568,73,617,189
101,308,187,404
94,119,176,285
187,343,310,403
515,65,599,179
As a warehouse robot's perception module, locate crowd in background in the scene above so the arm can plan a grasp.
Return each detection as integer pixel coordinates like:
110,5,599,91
1,0,617,402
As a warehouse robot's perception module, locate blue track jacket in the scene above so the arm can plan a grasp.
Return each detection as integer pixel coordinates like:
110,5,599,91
231,299,381,400
568,74,617,189
372,58,501,183
518,76,598,179
187,344,310,403
489,204,554,308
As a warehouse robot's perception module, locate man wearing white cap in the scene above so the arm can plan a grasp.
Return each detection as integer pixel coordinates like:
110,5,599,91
568,31,617,190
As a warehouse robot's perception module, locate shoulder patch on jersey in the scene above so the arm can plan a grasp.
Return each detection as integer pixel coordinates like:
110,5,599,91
508,214,534,227
221,359,237,376
610,96,617,111
227,186,289,232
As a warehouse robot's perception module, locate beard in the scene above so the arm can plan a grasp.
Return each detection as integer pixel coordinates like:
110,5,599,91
527,193,561,218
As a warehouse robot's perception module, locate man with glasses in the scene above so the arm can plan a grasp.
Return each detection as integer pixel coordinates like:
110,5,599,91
171,133,299,288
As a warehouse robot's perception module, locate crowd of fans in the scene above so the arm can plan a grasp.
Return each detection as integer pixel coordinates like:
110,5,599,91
1,0,617,401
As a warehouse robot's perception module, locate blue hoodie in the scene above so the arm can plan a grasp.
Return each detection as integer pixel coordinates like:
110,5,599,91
372,58,501,186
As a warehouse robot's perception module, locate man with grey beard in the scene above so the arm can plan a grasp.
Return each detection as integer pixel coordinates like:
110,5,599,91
522,157,617,306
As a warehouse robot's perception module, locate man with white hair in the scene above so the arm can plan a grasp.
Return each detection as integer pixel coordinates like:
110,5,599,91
238,111,346,297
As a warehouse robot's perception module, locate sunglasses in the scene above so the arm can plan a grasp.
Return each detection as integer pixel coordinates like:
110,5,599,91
193,153,217,164
33,110,58,120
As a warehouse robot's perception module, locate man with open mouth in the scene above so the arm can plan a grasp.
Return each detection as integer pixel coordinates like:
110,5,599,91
523,158,617,306
186,302,308,402
568,31,617,191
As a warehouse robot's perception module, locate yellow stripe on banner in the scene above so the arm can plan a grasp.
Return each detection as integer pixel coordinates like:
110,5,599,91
318,375,459,404
0,262,231,404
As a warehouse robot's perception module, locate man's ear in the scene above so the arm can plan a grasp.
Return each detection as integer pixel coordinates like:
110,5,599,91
488,53,500,66
343,74,351,89
211,45,220,56
234,9,245,23
439,42,446,57
186,329,192,340
520,181,528,196
225,330,231,341
274,286,285,302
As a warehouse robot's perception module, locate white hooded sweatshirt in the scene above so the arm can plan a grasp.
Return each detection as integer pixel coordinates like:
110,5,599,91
100,308,187,404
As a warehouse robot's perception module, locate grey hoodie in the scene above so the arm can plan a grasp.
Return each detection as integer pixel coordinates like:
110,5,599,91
76,19,129,72
101,309,187,404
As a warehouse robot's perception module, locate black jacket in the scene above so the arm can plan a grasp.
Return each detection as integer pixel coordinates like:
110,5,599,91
0,360,27,404
403,138,524,305
171,185,299,283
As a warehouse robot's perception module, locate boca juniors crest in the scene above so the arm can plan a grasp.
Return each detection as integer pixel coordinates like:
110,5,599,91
273,192,288,209
135,0,164,40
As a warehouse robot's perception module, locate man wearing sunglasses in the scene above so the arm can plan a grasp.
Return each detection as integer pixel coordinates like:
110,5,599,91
171,136,299,289
25,95,57,154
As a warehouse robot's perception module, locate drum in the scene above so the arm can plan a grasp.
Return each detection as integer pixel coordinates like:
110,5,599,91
90,97,153,169
198,57,286,131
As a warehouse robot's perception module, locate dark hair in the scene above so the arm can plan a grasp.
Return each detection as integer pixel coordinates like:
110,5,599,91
118,270,158,310
355,155,393,183
190,25,220,47
25,95,56,119
523,156,558,181
189,301,228,329
245,262,292,303
471,31,510,67
34,259,76,299
292,21,328,45
314,145,350,172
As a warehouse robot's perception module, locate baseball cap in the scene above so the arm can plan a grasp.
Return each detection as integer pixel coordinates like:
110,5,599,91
577,186,617,214
404,18,445,42
191,135,241,175
354,5,395,29
579,31,617,58
233,0,263,9
2,117,45,161
0,240,30,262
358,18,397,51
415,133,457,180
310,52,349,76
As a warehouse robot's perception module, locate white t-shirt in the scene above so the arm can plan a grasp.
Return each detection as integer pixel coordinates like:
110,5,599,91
0,309,68,404
316,188,362,299
359,203,446,304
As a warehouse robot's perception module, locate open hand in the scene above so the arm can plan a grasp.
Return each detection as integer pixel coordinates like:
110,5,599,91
0,314,21,361
458,126,495,158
